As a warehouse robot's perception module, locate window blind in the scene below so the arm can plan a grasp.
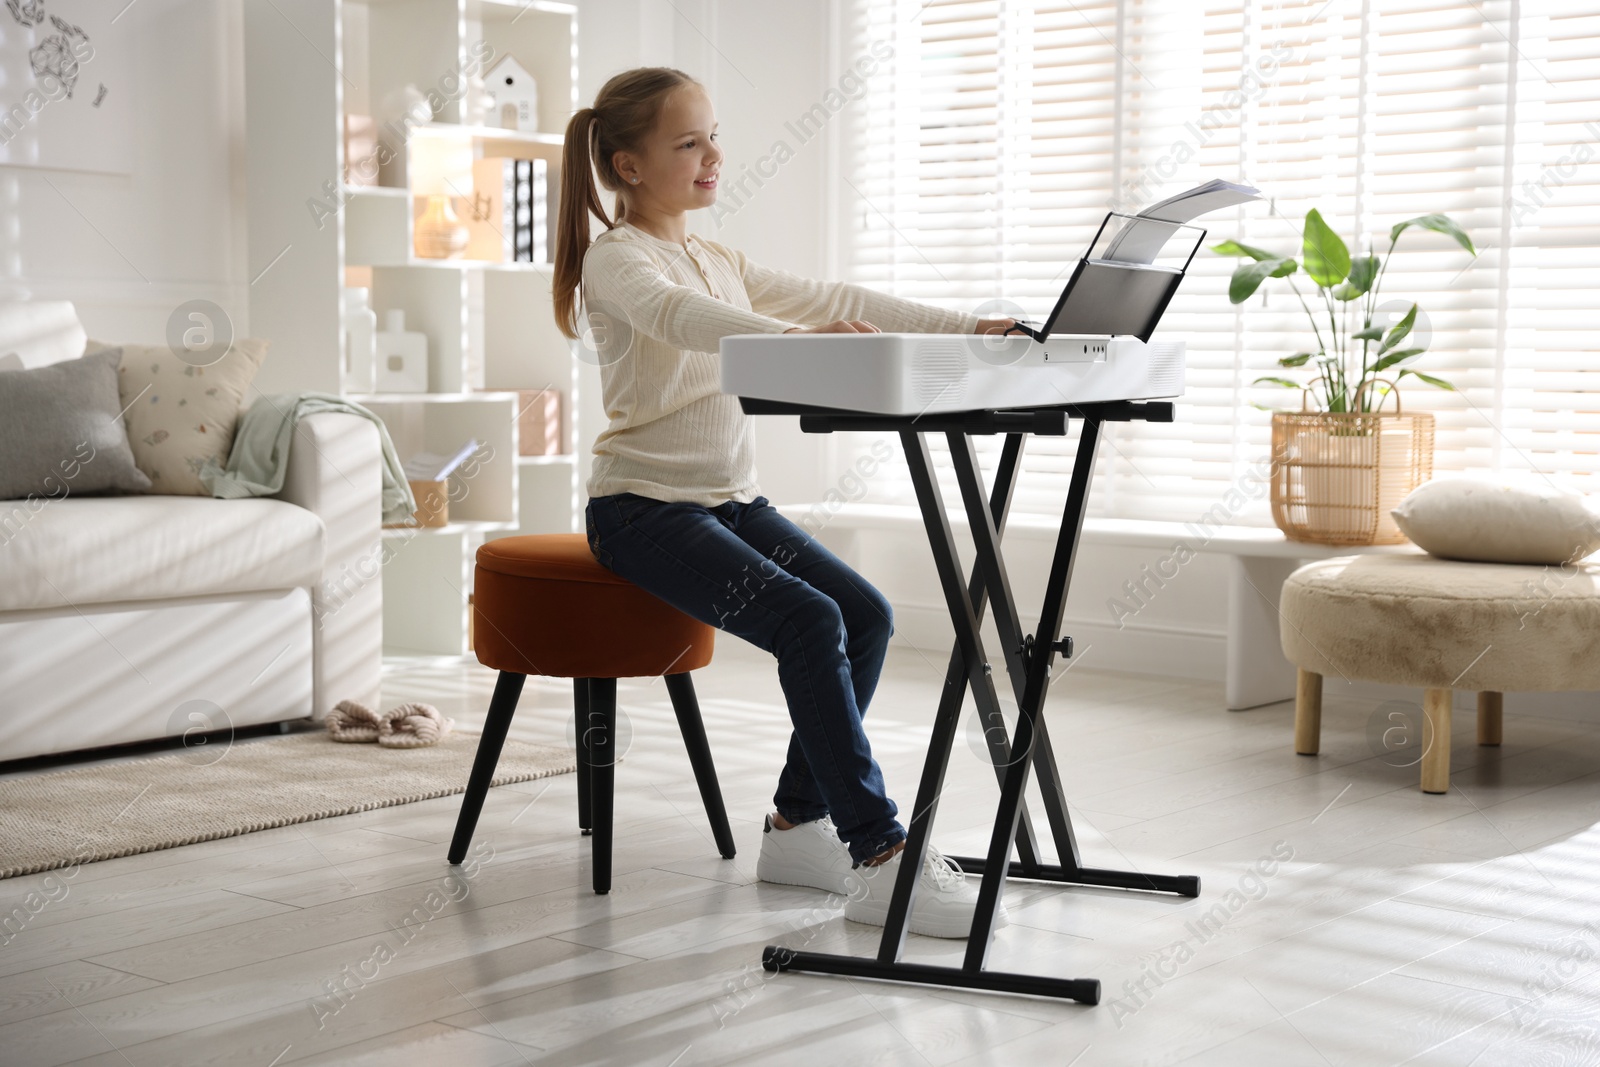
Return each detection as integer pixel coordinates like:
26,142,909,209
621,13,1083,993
834,0,1600,525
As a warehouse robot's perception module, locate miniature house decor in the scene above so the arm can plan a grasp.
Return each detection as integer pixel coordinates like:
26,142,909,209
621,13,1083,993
485,54,538,132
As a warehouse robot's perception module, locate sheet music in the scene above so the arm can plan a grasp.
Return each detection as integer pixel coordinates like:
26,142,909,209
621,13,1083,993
1102,179,1261,264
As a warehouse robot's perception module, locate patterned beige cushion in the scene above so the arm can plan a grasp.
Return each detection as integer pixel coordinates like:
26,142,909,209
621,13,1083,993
84,338,269,496
1280,554,1600,693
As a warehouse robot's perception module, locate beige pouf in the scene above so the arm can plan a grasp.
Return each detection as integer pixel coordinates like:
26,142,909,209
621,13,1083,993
1280,554,1600,793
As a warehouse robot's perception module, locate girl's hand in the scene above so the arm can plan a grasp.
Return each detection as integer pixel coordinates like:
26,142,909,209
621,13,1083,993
974,317,1018,335
783,320,881,334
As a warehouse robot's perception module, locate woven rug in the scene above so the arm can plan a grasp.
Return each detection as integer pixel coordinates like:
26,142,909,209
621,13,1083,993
0,729,596,880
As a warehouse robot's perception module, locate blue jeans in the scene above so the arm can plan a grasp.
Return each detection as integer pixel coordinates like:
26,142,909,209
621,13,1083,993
585,490,909,866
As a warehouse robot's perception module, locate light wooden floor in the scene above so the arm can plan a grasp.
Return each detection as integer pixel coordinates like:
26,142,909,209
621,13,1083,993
3,637,1599,1066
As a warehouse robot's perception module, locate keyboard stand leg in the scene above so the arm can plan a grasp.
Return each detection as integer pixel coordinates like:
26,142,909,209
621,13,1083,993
948,415,1201,979
934,431,1050,879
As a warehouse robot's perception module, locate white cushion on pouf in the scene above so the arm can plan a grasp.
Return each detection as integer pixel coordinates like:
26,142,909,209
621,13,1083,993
1390,475,1600,565
1279,555,1600,693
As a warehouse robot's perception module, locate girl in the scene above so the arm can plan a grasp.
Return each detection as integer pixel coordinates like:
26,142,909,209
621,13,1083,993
553,67,1016,939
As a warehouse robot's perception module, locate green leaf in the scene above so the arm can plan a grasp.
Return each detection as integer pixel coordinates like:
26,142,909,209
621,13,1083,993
1332,283,1364,301
1228,257,1296,303
1379,304,1418,353
1302,208,1352,288
1372,348,1426,372
1390,214,1477,257
1252,376,1304,388
1270,258,1299,278
1352,326,1386,342
1278,352,1314,367
1346,255,1381,294
1401,369,1456,390
1211,239,1281,261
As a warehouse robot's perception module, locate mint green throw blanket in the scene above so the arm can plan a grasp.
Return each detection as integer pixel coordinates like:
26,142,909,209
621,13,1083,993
200,391,416,525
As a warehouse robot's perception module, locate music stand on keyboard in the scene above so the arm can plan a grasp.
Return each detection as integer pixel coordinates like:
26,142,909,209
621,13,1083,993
1003,212,1206,345
733,215,1204,1005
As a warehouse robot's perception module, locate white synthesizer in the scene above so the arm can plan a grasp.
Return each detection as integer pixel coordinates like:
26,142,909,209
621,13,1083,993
718,332,1185,416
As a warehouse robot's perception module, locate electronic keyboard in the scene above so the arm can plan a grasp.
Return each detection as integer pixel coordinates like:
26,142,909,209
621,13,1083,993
718,331,1184,416
719,212,1208,416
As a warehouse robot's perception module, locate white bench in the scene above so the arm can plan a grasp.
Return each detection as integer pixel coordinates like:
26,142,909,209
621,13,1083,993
788,502,1418,710
1073,518,1420,709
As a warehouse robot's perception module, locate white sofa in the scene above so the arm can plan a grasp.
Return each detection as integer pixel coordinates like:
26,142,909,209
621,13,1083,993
0,301,383,762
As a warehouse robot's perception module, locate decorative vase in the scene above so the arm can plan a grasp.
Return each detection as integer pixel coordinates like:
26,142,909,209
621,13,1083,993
414,193,469,259
1269,389,1435,546
463,70,494,127
341,286,377,393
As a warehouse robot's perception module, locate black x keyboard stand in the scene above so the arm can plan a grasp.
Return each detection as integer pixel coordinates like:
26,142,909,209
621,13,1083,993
736,396,1201,1004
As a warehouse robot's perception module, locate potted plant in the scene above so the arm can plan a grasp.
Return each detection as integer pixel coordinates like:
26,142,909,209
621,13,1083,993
1213,210,1476,545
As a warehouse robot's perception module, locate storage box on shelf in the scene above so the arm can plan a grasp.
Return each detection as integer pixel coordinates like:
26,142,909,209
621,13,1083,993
515,388,565,456
244,0,582,657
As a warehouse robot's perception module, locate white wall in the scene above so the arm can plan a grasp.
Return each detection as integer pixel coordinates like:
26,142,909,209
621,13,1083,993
0,0,246,345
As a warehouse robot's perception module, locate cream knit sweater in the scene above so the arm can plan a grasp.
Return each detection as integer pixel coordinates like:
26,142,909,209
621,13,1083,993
579,218,982,507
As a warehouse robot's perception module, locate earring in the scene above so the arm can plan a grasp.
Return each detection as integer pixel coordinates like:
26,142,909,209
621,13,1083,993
631,177,639,183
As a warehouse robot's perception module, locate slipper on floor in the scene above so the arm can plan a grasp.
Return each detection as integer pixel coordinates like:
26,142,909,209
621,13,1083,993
378,702,455,748
326,700,384,743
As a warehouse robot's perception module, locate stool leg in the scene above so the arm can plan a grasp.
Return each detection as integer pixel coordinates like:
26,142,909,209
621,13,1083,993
1478,691,1503,746
448,671,526,864
575,678,593,836
1423,688,1453,794
1294,669,1323,755
664,671,737,860
586,677,617,894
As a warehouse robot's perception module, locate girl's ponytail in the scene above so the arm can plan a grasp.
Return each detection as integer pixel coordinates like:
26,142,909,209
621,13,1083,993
551,68,701,341
553,106,607,340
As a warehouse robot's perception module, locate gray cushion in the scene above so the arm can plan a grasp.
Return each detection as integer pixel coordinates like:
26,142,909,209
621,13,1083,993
0,348,152,500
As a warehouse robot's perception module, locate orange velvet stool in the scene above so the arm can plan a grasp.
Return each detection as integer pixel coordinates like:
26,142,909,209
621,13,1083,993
447,534,736,893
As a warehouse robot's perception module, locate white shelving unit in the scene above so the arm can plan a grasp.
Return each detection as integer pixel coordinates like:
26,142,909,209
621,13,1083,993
244,0,582,656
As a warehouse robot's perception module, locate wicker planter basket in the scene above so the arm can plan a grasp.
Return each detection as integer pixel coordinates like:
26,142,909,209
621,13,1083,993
1269,387,1435,546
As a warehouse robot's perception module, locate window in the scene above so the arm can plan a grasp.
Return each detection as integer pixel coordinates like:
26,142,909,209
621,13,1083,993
835,0,1600,526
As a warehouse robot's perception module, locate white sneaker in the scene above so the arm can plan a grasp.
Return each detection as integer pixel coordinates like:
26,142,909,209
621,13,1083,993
756,813,854,894
842,841,1010,939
